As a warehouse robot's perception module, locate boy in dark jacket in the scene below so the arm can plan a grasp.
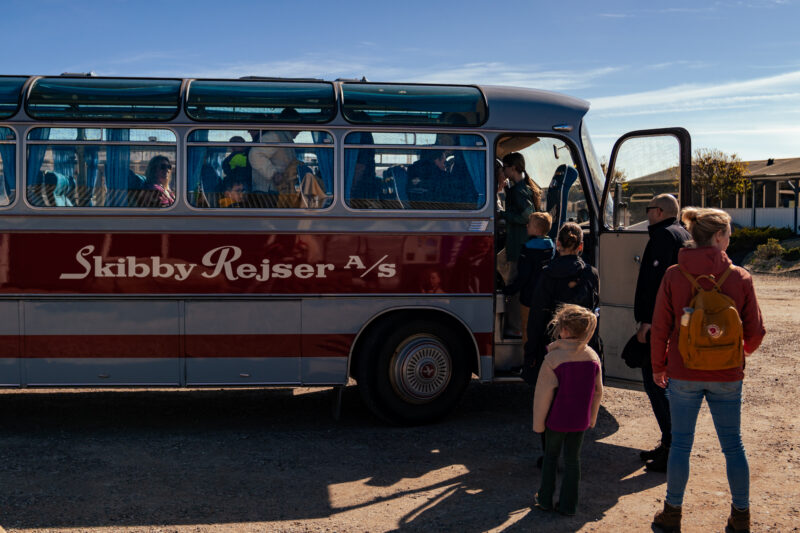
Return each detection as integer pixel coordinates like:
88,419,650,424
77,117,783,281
502,212,555,347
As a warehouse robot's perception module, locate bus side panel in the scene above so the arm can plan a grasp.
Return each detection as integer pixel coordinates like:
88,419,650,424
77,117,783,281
185,300,302,385
301,297,494,384
23,300,180,386
0,302,20,386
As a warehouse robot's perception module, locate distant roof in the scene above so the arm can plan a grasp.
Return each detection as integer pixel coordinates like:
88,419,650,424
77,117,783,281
625,157,800,185
745,158,800,180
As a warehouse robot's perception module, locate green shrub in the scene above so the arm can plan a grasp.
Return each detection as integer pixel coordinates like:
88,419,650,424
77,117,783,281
782,247,800,261
754,238,785,261
728,226,795,255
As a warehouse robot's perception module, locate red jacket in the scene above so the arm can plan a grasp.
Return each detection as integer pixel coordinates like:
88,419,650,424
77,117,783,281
651,246,765,382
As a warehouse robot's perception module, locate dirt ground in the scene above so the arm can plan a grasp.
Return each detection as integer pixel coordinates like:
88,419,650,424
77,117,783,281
0,273,798,533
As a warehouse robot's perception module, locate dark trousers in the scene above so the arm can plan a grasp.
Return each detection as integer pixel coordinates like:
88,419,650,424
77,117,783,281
642,356,672,447
537,428,585,514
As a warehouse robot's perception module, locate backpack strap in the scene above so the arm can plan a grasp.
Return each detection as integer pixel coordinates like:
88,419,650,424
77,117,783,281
679,265,733,292
712,265,734,291
678,266,703,291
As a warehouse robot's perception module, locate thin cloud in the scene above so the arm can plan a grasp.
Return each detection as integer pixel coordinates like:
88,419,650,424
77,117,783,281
590,69,800,115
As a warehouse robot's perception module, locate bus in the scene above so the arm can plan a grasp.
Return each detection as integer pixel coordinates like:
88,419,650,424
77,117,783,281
0,75,692,423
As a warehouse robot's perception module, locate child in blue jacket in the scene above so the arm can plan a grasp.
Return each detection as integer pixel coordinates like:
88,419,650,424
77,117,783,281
503,212,555,348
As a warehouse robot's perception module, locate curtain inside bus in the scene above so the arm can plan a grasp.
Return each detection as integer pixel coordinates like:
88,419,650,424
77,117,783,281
106,129,130,207
27,128,50,205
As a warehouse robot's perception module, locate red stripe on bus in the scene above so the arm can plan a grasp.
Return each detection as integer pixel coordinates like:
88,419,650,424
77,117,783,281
0,335,19,357
24,335,179,358
16,331,490,358
474,332,493,356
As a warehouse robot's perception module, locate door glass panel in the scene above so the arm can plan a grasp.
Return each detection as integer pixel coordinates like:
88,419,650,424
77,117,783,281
606,136,680,230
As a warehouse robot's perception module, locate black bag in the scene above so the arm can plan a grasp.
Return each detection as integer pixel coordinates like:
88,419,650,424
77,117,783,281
621,334,648,369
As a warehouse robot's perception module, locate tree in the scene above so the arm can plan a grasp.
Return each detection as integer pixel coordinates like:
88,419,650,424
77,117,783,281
692,148,749,206
600,156,627,187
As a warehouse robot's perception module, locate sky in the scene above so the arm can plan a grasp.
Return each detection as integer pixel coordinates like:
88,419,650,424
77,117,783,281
3,0,800,162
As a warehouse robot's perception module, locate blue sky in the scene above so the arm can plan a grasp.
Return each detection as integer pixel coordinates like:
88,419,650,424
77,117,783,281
3,0,800,161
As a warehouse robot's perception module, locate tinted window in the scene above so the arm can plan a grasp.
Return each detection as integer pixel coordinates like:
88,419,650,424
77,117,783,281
27,78,181,121
186,80,335,123
0,77,26,119
344,131,486,210
342,84,487,126
0,126,15,206
187,129,333,209
26,127,176,208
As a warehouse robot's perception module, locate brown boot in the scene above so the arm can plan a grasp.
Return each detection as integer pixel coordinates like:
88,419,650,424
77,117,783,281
726,504,750,533
652,501,682,533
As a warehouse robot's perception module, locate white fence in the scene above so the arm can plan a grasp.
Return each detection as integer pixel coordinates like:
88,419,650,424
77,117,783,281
726,208,800,232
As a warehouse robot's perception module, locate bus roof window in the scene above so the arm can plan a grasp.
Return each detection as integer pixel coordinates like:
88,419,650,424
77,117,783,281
0,76,27,119
27,77,181,121
341,83,487,127
345,131,484,147
185,80,336,123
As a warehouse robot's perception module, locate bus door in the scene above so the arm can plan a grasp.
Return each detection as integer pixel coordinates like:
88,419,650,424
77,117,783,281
599,128,692,386
494,133,596,375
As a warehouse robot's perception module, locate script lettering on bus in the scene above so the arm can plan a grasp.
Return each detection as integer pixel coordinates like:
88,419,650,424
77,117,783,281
59,245,397,282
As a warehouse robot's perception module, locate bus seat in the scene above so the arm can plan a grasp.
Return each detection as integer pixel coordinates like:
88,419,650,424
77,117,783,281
127,171,148,206
383,165,408,207
545,164,578,238
43,171,75,207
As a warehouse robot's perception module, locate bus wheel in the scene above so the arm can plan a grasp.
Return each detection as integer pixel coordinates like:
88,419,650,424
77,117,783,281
357,319,471,424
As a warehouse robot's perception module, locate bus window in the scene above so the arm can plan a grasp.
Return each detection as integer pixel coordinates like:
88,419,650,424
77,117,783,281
605,136,681,230
25,127,177,208
27,77,181,121
0,126,15,206
344,131,486,210
342,83,487,126
185,80,336,123
186,129,333,209
0,77,26,119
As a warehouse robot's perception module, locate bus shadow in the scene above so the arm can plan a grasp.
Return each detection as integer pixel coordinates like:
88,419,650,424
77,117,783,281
0,383,663,531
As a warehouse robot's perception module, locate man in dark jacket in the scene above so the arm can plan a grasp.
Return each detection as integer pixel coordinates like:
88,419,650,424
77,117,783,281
634,194,691,472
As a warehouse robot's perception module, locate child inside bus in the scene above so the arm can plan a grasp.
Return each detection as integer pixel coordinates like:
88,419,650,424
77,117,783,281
533,303,603,516
501,212,554,347
219,176,247,208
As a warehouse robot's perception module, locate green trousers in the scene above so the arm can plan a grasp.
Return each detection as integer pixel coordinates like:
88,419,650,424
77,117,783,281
537,428,585,515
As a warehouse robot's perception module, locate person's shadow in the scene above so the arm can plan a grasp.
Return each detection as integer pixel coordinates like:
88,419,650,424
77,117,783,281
0,382,663,531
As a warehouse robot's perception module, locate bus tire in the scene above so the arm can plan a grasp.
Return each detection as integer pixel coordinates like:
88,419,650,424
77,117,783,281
356,319,471,425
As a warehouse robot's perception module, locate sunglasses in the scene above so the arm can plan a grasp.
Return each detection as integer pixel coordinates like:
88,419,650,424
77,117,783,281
159,163,172,171
645,206,661,212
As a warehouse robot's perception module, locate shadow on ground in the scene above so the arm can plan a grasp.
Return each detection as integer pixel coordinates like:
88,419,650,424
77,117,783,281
0,382,662,531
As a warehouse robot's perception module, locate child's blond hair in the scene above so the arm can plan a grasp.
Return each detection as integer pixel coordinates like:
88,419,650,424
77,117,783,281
528,211,553,235
548,304,597,345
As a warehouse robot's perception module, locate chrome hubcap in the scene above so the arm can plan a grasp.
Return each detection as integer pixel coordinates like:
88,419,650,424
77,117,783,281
390,335,452,403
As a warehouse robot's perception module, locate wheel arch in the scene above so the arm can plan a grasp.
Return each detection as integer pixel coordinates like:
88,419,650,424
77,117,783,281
347,306,482,381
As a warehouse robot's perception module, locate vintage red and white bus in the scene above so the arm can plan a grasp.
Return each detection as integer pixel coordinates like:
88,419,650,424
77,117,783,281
0,75,691,422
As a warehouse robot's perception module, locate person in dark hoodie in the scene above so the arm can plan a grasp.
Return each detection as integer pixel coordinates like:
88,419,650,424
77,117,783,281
502,211,555,348
526,222,600,383
498,152,542,337
633,194,691,473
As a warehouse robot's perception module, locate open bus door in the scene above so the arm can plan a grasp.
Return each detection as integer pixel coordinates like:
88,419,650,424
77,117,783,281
598,128,692,387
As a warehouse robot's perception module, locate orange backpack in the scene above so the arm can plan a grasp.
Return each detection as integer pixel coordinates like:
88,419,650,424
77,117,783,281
677,266,744,371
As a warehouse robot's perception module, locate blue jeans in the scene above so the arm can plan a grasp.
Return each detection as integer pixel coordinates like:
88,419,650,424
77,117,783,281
666,379,749,509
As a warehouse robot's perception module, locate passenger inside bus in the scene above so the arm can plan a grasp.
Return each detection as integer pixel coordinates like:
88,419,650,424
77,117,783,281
219,176,246,208
140,155,175,208
249,108,302,195
221,135,252,191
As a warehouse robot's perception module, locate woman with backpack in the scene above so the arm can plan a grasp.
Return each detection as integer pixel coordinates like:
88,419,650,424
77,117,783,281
650,208,765,533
